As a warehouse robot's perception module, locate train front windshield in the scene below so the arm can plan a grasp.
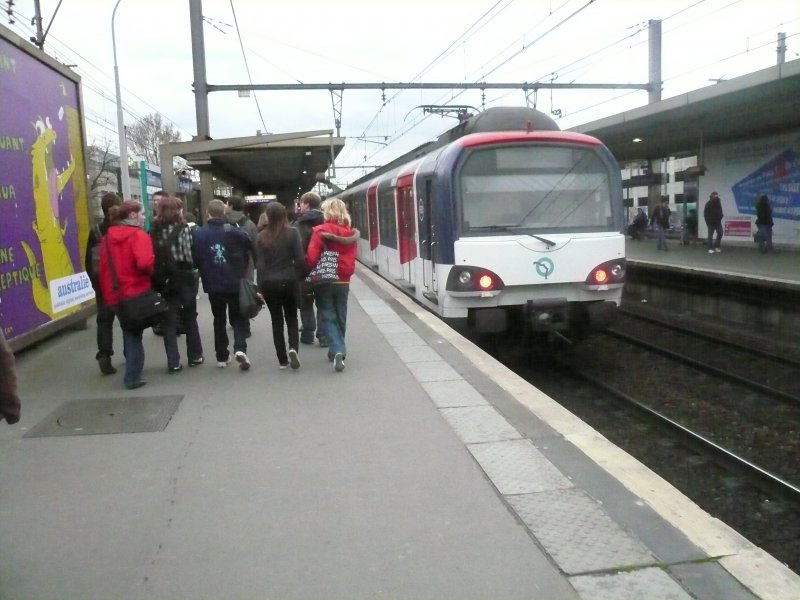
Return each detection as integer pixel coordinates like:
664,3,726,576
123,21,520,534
458,144,615,236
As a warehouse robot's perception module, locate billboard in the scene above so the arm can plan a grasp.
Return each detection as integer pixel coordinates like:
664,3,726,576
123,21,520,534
0,25,94,347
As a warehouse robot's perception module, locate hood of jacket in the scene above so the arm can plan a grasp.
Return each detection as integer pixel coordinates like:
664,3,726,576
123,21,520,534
106,224,144,247
296,209,324,225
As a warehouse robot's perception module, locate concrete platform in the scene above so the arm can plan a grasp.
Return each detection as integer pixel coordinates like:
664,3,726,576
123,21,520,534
626,237,800,286
1,264,798,599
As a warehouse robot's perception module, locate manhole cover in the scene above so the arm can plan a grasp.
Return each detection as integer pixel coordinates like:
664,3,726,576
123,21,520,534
24,395,183,438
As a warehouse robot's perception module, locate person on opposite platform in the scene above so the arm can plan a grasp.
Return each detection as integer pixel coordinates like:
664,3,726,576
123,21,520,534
704,191,724,253
755,194,775,254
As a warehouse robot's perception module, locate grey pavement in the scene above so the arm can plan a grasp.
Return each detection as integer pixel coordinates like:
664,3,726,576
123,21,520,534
2,265,799,599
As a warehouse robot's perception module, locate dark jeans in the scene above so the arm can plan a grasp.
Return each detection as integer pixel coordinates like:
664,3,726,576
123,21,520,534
208,292,248,361
163,275,203,368
315,283,350,358
121,326,145,387
299,284,328,344
261,280,299,365
707,222,723,249
96,300,116,359
757,223,774,253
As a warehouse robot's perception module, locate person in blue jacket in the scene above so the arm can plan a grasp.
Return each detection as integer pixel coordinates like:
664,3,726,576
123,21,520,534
192,199,255,370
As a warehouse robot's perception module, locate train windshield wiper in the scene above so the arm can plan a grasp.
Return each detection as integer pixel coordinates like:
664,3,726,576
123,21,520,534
474,225,556,248
526,233,556,248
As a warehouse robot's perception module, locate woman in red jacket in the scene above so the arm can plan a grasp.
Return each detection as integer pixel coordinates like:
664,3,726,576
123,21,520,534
99,201,154,389
306,198,358,373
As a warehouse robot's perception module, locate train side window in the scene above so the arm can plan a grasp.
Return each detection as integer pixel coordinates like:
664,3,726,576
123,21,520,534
378,186,397,249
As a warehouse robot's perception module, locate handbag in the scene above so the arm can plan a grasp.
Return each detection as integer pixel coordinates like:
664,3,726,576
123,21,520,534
305,243,339,286
105,237,168,330
239,278,263,319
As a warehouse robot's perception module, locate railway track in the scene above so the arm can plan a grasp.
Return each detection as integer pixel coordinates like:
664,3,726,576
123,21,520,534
482,312,800,574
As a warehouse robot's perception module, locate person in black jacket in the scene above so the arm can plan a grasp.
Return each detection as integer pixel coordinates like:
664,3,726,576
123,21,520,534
294,192,327,346
755,194,774,253
85,192,122,375
704,191,724,253
0,330,21,424
193,199,255,370
256,202,307,369
650,198,671,251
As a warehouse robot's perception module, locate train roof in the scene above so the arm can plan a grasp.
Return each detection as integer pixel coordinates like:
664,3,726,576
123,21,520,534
343,106,560,190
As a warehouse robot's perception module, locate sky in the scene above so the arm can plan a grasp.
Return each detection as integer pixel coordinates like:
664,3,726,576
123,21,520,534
5,0,799,187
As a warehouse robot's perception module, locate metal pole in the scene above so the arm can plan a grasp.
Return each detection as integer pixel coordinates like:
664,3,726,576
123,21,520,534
777,32,786,65
112,0,131,200
32,0,44,48
189,0,212,218
648,19,662,103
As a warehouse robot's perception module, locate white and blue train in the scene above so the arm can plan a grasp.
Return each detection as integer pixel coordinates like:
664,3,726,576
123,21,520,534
337,106,626,343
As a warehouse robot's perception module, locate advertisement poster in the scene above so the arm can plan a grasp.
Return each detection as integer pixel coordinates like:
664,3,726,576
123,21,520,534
0,31,92,344
704,134,800,247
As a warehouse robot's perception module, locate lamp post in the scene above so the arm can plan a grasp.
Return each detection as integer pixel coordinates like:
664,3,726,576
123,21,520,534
112,0,131,200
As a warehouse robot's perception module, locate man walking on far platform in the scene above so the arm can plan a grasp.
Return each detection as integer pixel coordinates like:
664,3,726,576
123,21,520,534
704,191,724,253
650,198,671,251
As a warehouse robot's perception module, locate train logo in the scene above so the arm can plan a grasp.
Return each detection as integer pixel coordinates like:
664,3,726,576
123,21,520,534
534,258,555,279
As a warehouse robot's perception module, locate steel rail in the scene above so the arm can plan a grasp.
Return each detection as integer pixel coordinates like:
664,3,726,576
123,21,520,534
572,368,800,501
604,328,800,407
618,306,800,368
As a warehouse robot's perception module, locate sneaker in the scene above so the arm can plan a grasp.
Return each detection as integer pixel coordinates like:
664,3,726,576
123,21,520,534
97,356,117,375
334,353,345,372
288,349,301,370
168,365,183,374
279,363,289,369
714,248,721,253
708,249,715,254
188,357,204,366
125,380,147,390
318,339,329,348
217,356,232,368
235,351,251,371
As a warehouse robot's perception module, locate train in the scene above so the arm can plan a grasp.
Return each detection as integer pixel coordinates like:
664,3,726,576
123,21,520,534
336,106,626,343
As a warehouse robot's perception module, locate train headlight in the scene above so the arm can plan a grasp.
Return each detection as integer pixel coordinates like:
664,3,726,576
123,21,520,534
447,266,505,294
585,259,626,287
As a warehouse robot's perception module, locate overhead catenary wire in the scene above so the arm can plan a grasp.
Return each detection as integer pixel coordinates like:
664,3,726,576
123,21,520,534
228,0,268,134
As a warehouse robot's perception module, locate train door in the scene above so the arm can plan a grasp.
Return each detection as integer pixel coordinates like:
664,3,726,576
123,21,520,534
367,185,379,264
420,178,437,298
395,174,417,287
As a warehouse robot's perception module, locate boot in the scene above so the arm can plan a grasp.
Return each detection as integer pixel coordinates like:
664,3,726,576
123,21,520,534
98,356,117,375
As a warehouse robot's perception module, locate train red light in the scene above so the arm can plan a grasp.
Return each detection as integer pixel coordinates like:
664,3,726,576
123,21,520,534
478,274,494,290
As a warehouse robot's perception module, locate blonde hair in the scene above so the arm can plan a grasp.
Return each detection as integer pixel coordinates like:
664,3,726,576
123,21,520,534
321,198,350,227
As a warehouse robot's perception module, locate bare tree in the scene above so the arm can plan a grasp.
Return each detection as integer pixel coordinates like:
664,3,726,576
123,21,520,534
126,113,182,165
86,139,119,194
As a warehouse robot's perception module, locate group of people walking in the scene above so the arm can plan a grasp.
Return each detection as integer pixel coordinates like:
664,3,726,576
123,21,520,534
627,191,775,254
88,190,358,389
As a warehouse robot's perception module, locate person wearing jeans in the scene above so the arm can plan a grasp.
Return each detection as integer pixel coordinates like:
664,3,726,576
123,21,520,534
208,292,249,367
98,201,154,389
305,199,358,373
192,198,254,370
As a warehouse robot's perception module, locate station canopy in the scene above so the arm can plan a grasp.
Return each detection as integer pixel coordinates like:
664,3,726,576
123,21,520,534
573,60,800,165
162,130,345,201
